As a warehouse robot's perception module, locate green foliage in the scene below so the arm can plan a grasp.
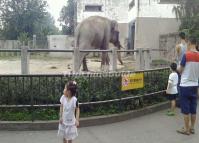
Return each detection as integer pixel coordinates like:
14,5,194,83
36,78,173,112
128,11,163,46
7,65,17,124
0,108,59,121
59,0,76,35
0,68,170,121
0,0,59,40
173,0,199,37
18,32,30,45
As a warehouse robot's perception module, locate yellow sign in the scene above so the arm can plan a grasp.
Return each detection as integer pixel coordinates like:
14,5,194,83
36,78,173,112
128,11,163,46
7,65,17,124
121,73,144,91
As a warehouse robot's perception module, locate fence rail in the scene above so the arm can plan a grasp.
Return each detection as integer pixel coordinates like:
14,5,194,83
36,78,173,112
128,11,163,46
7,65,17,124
0,68,170,121
0,47,165,74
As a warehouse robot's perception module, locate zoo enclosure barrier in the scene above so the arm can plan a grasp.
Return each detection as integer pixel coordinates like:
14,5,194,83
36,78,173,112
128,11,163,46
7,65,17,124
0,67,170,121
0,46,167,74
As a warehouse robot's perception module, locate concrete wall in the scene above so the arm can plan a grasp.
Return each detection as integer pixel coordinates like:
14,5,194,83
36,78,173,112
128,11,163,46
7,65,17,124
159,32,179,62
0,40,20,49
135,17,180,59
128,0,180,60
137,0,178,18
47,35,74,58
77,0,128,23
128,0,137,22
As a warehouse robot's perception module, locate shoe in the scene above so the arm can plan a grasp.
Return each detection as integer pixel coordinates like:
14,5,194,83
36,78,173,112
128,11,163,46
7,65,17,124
166,111,175,116
167,110,171,113
190,128,195,134
177,127,190,135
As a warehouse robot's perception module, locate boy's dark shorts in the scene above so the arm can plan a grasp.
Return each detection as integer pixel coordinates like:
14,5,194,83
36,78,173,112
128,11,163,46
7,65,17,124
166,94,177,100
180,86,198,114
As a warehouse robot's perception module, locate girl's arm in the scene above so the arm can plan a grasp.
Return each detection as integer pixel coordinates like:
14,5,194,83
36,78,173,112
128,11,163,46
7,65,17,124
59,104,63,124
76,107,80,121
166,83,170,93
75,106,80,127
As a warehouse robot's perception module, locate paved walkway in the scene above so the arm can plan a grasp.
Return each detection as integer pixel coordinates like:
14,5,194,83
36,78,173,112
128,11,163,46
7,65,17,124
0,107,199,143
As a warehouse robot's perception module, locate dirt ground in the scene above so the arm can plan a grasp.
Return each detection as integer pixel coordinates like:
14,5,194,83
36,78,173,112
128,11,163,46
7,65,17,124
0,56,135,74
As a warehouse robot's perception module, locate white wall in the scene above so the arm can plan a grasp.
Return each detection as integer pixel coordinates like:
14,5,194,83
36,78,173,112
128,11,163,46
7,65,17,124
138,0,178,18
128,0,178,22
47,35,74,58
135,17,180,59
128,0,137,22
77,0,128,23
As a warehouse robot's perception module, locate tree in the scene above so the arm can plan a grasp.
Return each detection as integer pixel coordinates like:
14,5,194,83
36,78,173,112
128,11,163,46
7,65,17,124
0,0,59,40
59,0,76,35
173,0,199,37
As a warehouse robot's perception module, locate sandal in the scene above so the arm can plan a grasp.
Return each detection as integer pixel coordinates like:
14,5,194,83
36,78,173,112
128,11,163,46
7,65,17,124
166,111,175,116
177,128,190,135
190,128,195,134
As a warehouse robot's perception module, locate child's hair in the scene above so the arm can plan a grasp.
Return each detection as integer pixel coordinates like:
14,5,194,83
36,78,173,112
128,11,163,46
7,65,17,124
170,62,177,72
179,32,186,40
66,81,78,97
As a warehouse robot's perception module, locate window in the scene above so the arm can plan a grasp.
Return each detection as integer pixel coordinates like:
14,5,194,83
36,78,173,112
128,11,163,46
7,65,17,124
85,5,102,12
129,0,135,11
159,0,180,4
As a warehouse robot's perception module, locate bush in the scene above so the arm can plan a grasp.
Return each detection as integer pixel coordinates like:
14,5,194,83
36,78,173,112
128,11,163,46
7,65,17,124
0,68,170,121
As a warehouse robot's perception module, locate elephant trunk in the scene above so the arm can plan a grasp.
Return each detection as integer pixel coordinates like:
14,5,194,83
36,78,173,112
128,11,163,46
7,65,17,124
117,44,123,65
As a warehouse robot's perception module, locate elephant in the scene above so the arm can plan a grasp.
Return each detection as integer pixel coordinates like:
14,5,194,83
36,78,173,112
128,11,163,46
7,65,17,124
74,16,123,71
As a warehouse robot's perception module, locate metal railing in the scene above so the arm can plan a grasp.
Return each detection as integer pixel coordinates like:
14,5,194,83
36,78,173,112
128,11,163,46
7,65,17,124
0,47,163,74
0,68,170,121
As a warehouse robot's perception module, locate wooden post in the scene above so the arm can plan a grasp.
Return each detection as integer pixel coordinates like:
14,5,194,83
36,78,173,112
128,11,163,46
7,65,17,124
110,48,117,71
73,48,80,72
21,45,29,74
135,48,144,70
143,49,151,69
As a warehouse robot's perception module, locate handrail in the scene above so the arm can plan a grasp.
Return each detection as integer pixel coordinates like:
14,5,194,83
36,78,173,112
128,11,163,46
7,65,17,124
0,48,166,53
0,67,169,77
0,90,165,108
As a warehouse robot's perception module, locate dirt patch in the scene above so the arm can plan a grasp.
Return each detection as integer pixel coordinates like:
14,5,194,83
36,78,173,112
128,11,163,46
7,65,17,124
0,56,135,74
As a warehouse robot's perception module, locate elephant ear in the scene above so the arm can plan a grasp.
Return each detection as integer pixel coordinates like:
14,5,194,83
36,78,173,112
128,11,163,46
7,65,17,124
111,20,119,32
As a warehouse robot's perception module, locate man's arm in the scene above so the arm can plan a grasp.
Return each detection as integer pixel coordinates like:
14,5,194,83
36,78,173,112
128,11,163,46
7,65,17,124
177,54,186,74
177,65,184,74
176,44,181,56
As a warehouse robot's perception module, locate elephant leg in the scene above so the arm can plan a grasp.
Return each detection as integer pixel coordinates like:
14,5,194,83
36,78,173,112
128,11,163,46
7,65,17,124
78,52,88,71
101,52,109,71
101,52,106,71
106,54,110,65
100,27,110,71
82,57,88,71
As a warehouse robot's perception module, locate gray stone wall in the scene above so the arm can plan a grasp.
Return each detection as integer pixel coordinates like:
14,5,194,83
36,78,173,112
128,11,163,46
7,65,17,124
0,40,20,49
159,32,179,62
47,35,74,58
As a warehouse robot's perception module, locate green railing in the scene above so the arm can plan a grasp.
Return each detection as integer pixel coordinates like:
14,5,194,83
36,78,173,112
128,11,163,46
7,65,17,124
0,68,170,121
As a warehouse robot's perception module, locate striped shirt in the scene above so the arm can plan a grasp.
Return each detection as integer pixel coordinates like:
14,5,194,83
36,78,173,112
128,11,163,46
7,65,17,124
180,51,199,87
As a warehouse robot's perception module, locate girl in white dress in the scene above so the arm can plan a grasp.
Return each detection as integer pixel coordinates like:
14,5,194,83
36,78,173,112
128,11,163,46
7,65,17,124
58,81,80,143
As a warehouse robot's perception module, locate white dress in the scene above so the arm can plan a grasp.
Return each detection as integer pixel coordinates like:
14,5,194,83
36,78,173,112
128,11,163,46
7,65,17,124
58,95,78,140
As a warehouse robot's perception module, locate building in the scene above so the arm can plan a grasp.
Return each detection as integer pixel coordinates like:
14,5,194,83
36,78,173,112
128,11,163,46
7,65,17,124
128,0,180,54
77,0,129,48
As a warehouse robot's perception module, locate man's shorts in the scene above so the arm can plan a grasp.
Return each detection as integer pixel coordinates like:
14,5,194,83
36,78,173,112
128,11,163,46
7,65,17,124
180,86,198,114
166,94,177,101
